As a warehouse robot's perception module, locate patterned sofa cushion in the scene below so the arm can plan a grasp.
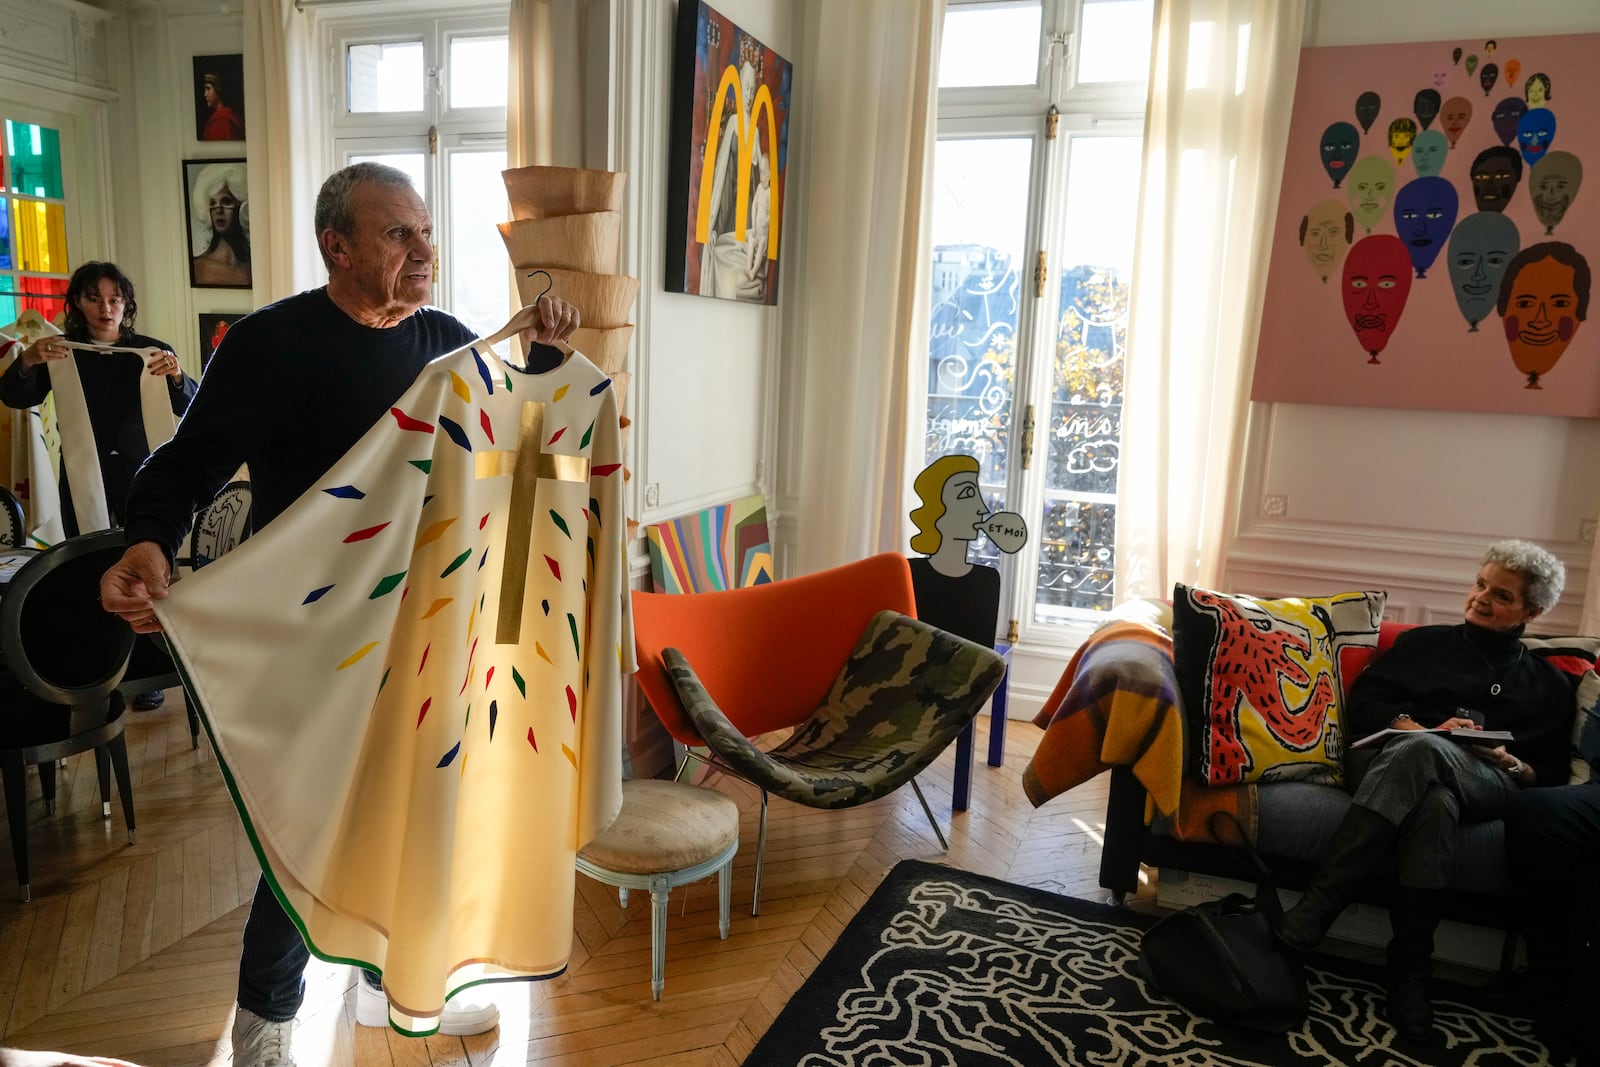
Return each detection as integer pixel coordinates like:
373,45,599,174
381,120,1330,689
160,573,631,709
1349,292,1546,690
1171,585,1387,787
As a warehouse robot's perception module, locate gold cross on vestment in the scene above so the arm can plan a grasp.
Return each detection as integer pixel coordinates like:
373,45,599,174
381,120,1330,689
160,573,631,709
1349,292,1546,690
474,400,590,644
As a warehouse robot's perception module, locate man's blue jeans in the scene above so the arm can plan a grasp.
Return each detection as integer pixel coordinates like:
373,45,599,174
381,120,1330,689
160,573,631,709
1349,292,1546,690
237,876,309,1023
237,875,383,1021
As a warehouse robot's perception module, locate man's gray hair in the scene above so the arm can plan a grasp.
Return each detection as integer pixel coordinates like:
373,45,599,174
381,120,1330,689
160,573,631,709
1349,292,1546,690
1484,539,1565,615
313,162,417,269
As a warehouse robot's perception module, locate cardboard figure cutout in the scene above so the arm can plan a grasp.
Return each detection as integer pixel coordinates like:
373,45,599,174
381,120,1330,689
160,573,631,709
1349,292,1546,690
907,454,1027,649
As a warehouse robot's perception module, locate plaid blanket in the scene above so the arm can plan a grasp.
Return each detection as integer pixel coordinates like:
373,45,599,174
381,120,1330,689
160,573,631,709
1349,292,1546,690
1022,599,1257,839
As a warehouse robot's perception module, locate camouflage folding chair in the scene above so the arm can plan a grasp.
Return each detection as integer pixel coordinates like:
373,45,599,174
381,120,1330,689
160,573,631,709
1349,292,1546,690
633,553,1005,914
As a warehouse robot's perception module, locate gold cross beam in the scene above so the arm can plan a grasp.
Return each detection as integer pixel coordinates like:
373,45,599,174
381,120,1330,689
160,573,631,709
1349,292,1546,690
474,401,590,644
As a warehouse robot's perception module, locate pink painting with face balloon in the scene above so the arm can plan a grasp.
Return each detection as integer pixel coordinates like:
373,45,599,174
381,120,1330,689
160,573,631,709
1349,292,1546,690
1341,234,1414,363
1253,30,1600,416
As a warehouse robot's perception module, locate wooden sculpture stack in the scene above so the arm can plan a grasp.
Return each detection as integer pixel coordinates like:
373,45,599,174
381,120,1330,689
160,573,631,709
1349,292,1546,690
499,166,637,445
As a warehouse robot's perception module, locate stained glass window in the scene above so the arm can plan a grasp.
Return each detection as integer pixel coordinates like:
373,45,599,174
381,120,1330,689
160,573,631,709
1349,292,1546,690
10,201,67,274
7,122,63,199
0,118,70,328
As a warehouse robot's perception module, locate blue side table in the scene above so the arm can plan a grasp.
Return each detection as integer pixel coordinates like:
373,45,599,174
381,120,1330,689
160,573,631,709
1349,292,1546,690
951,642,1010,812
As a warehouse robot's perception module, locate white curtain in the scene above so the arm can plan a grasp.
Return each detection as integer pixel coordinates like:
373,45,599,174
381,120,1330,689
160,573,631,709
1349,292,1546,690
243,0,323,301
507,0,585,169
1581,545,1600,634
786,0,943,574
1114,0,1308,600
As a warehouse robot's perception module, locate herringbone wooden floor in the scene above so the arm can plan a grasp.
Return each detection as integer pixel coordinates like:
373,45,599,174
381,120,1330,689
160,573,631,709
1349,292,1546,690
0,693,1129,1065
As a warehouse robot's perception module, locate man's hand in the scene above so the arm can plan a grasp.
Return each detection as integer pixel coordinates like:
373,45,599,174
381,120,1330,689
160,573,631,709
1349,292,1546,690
521,295,580,347
99,541,172,633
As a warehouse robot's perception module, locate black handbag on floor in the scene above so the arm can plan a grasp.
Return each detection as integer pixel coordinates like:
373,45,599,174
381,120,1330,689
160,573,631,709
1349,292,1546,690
1135,813,1309,1033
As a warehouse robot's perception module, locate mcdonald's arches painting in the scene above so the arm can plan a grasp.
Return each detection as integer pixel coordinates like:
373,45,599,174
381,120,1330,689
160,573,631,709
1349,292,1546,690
666,0,792,305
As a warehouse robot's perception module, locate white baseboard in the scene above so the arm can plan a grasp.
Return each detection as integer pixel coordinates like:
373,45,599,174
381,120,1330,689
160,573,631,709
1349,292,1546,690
1157,870,1510,972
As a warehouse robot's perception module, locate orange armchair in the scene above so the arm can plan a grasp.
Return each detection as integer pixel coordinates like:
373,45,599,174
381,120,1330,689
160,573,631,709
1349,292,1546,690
632,554,1004,914
633,552,917,744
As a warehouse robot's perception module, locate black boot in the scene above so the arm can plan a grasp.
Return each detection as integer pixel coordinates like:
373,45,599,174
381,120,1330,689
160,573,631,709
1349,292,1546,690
1278,804,1398,950
1385,888,1442,1042
1525,923,1578,1062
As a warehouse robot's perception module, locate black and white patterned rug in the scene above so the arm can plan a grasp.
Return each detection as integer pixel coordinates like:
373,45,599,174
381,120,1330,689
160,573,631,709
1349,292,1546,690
745,859,1551,1066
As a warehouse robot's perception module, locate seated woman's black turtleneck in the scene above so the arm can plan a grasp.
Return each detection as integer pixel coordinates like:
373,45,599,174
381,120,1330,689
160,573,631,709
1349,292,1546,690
1344,621,1577,785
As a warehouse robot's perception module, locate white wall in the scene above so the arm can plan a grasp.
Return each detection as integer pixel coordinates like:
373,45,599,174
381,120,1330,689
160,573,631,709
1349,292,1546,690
1225,0,1600,637
113,5,253,373
630,0,791,531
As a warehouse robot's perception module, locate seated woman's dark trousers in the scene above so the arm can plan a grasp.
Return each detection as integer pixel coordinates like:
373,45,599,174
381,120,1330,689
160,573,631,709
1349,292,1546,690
1346,733,1519,889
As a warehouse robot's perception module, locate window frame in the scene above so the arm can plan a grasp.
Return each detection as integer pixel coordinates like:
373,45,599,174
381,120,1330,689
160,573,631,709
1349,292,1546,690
0,115,73,325
326,12,511,135
319,6,510,329
929,0,1150,648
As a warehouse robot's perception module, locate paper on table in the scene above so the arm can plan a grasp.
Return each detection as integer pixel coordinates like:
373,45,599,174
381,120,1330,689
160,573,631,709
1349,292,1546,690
1349,726,1514,750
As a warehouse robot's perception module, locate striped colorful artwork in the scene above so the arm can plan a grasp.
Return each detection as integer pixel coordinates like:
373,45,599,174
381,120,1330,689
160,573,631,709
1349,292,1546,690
645,493,773,593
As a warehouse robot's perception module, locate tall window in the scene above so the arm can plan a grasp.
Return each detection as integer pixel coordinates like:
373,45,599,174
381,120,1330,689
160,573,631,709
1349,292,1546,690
0,118,69,324
924,0,1152,643
326,11,511,338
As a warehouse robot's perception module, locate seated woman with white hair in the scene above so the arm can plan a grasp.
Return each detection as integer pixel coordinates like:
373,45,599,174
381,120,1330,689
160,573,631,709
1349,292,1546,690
1275,539,1577,1042
191,161,250,287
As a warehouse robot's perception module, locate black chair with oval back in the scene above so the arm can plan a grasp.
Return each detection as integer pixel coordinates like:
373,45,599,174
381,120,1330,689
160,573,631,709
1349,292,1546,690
0,528,137,901
0,484,25,548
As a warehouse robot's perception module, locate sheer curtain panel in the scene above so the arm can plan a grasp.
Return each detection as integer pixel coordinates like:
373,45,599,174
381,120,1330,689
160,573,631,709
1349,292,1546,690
507,0,585,169
244,0,323,300
785,0,944,574
1114,0,1307,600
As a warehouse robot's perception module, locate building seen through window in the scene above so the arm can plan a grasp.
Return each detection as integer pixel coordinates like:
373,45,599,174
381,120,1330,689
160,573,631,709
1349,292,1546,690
923,0,1149,635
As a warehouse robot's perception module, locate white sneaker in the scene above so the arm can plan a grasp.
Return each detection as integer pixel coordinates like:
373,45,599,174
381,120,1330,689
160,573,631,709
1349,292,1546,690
232,1006,296,1067
355,975,500,1036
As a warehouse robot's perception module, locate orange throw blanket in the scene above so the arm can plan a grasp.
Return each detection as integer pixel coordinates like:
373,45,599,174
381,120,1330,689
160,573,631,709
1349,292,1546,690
1022,600,1257,840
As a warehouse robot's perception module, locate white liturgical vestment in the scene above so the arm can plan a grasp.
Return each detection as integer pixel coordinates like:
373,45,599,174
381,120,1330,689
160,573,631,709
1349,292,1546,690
155,340,633,1034
2,310,180,544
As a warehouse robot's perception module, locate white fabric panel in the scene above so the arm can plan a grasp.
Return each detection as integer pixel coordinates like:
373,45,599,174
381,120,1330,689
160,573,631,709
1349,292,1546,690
244,0,324,301
1115,0,1309,599
784,0,943,573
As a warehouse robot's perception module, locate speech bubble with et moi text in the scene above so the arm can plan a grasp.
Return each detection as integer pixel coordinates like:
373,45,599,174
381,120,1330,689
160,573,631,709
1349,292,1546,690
983,512,1028,554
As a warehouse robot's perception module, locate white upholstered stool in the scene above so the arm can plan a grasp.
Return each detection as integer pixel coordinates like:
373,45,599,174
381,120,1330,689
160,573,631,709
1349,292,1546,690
576,778,739,1000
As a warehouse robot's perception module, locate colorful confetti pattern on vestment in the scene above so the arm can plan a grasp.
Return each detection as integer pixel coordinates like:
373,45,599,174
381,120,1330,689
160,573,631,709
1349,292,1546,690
304,342,627,779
